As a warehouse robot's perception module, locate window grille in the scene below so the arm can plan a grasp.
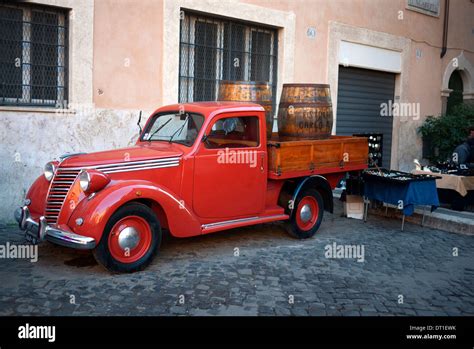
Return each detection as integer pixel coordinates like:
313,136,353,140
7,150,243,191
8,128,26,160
179,11,278,109
0,3,68,107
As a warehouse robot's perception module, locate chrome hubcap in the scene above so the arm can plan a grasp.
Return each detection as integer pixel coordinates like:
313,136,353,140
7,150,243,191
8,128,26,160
300,204,312,223
117,227,140,250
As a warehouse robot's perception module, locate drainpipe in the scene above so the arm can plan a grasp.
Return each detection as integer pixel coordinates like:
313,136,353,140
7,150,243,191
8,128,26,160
440,0,449,58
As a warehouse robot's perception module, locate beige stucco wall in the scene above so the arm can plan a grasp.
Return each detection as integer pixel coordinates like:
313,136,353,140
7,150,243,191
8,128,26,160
1,0,473,224
93,0,164,110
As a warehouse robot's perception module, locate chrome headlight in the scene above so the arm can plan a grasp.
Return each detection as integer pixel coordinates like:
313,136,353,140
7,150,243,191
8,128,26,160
44,162,56,181
78,169,110,194
79,170,91,192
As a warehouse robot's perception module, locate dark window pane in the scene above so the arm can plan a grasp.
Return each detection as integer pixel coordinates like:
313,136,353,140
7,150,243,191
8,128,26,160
223,24,245,81
250,31,271,82
0,6,23,99
31,10,58,102
206,116,260,148
193,21,217,102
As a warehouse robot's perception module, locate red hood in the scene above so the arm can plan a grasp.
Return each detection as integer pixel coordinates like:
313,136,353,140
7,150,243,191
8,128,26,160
60,143,183,168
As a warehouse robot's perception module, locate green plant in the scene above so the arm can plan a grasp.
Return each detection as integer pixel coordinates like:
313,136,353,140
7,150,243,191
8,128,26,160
418,103,474,163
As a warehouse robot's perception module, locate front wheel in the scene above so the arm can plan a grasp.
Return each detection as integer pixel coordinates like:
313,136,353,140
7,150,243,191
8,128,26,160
284,188,324,239
93,203,161,273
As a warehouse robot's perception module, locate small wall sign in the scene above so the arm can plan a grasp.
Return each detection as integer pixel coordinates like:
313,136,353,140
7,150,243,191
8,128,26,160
407,0,440,17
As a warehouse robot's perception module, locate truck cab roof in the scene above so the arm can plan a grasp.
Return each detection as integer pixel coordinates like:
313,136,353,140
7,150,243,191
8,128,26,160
152,101,265,117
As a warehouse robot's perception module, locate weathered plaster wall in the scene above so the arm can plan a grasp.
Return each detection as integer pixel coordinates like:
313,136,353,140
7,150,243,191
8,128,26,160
0,108,147,224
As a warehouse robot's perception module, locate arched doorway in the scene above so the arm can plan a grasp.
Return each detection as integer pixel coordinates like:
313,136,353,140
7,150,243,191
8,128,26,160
441,52,474,115
447,70,463,114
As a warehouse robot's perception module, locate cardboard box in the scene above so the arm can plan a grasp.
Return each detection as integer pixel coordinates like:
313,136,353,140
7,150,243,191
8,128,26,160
344,195,364,220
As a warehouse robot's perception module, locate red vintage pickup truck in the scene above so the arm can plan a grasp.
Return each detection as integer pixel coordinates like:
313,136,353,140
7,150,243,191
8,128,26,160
15,102,368,272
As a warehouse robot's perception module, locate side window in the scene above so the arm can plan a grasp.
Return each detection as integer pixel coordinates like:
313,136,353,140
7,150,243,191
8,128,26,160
205,116,259,149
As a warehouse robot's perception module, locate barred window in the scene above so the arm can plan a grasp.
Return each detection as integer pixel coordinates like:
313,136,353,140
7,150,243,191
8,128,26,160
179,11,278,107
0,3,68,107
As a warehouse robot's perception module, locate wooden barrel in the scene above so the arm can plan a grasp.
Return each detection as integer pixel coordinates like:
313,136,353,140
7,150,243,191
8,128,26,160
277,83,333,140
218,81,274,140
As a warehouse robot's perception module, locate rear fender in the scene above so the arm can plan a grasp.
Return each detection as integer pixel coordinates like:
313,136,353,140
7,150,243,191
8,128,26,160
68,180,201,241
292,175,334,214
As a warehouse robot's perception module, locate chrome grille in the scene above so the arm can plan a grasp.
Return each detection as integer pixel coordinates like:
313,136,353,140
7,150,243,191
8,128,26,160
45,168,80,225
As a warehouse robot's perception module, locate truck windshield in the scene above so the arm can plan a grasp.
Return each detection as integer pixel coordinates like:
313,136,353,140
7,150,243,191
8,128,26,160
142,112,204,146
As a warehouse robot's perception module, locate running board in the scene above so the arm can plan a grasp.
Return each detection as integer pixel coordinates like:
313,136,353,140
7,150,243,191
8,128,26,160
201,214,289,234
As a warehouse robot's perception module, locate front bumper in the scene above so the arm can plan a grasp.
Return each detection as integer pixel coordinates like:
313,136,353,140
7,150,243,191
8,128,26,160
14,206,96,250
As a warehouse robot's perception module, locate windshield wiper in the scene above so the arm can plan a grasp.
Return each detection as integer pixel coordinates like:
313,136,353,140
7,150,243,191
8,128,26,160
168,114,190,143
147,117,172,142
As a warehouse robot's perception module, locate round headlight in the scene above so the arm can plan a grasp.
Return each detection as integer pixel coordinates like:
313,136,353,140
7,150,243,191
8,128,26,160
44,162,56,181
79,170,90,192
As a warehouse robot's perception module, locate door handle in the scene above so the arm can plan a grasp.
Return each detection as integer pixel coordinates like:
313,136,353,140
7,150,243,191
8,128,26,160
260,154,265,172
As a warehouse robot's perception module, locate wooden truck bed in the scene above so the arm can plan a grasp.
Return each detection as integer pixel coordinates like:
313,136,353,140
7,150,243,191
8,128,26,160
267,136,369,179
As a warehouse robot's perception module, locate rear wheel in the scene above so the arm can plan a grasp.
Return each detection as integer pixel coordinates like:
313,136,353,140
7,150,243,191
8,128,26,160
284,188,324,239
93,203,161,273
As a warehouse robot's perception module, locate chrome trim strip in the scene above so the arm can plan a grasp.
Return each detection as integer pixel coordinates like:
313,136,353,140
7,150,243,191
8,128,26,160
201,214,288,230
101,159,180,168
102,162,179,174
100,160,179,172
202,216,258,229
96,157,181,169
61,157,181,171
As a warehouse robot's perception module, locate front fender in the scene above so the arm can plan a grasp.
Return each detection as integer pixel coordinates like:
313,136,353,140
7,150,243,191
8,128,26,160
25,175,50,217
68,180,201,241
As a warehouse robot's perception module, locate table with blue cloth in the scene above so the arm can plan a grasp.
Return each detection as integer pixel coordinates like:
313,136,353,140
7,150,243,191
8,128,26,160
363,176,440,230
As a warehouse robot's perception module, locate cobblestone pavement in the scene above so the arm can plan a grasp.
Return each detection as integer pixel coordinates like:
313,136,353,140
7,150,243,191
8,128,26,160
0,201,473,316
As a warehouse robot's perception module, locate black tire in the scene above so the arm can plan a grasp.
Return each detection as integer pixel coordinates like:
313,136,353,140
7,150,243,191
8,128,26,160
93,202,161,273
284,188,324,239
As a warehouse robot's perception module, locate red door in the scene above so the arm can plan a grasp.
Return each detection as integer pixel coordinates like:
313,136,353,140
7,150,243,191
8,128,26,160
193,112,266,219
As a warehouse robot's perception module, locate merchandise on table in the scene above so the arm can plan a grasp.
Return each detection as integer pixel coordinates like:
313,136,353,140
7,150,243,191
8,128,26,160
426,162,474,176
362,168,440,183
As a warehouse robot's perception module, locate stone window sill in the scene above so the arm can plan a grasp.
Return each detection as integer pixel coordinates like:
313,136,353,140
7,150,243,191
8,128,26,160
0,106,76,114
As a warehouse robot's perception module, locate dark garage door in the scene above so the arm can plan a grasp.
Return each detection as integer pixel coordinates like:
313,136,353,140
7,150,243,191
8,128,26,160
336,66,395,168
